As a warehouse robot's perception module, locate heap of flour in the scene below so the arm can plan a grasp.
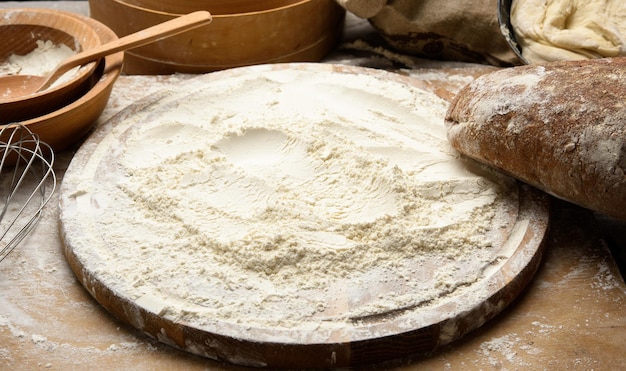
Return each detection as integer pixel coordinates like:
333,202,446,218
61,67,517,339
1,39,80,96
1,40,74,76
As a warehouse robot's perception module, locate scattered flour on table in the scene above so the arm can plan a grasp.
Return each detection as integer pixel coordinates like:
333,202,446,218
61,68,518,337
479,333,533,368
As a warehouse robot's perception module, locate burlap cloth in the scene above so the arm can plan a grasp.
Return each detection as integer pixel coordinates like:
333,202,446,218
337,0,520,66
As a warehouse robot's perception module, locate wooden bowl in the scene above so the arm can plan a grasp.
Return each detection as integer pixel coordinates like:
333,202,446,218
124,0,298,14
3,10,124,152
0,8,103,123
88,0,345,74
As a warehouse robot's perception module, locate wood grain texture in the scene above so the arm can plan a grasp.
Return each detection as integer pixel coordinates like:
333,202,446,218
88,0,346,74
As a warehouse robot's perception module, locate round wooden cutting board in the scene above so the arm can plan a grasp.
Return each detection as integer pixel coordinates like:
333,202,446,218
59,63,549,368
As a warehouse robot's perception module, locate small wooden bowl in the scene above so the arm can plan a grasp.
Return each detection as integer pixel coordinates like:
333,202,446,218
88,0,345,74
3,10,124,152
0,8,103,123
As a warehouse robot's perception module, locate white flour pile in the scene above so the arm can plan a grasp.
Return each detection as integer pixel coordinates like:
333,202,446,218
60,67,518,341
0,39,80,96
1,40,74,76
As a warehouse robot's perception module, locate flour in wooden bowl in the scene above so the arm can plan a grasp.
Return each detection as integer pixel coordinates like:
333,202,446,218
59,65,526,348
1,40,74,76
0,40,81,94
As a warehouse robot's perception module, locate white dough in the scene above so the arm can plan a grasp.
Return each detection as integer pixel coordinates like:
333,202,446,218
511,0,626,63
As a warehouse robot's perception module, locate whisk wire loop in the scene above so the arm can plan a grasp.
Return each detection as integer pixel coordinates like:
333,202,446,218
0,124,56,263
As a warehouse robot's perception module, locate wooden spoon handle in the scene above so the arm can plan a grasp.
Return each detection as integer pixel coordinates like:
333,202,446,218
41,11,212,90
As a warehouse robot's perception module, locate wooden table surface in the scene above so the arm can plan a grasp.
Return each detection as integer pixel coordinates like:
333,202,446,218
1,2,625,370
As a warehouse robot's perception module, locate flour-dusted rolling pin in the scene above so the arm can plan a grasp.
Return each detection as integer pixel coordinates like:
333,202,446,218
444,57,626,220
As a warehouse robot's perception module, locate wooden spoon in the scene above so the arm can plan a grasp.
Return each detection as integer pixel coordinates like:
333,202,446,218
0,11,212,99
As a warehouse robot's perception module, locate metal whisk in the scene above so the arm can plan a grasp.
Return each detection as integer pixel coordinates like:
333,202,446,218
0,124,56,263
